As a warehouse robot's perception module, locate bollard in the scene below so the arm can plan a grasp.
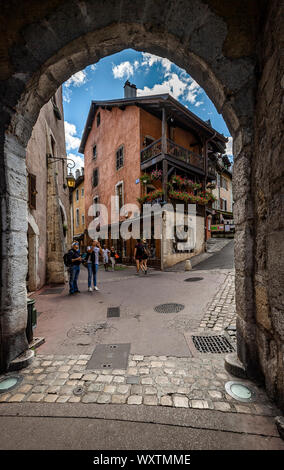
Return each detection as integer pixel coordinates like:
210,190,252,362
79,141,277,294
185,259,192,271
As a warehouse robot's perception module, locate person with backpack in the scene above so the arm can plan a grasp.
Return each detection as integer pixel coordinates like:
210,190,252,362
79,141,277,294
65,241,82,295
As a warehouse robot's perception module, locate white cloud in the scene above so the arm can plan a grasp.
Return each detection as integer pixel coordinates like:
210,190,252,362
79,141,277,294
112,61,134,79
90,64,96,71
65,121,81,151
65,70,87,88
67,153,84,176
141,53,172,72
225,136,233,156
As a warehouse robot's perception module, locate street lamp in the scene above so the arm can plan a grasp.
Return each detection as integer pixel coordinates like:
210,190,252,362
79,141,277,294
47,154,76,188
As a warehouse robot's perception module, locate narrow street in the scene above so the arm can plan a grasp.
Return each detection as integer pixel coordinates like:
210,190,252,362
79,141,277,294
0,241,283,450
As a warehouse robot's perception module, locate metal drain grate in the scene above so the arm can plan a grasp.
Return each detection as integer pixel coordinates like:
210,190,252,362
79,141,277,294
192,335,235,354
184,277,203,282
154,303,185,314
107,307,120,318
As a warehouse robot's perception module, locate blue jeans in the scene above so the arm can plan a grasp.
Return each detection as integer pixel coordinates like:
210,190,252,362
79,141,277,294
69,265,80,293
87,263,93,288
92,263,99,287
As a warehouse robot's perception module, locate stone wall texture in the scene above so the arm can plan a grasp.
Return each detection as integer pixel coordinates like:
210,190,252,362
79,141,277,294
0,0,283,409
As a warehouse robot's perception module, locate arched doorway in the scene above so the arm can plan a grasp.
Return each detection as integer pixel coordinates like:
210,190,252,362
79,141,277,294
0,0,283,409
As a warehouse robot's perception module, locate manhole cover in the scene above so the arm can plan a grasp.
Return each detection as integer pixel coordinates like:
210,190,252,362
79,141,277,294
184,277,203,282
0,375,23,394
154,303,185,314
86,343,131,370
107,307,120,318
192,335,235,354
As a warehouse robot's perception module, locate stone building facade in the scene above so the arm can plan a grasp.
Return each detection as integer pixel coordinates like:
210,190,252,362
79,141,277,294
26,87,71,290
0,0,283,410
70,168,86,247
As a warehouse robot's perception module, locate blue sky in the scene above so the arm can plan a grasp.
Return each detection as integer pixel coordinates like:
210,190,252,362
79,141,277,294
63,48,232,173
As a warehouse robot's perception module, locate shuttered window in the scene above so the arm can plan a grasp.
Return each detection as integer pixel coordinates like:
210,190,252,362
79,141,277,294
28,173,37,210
116,146,124,170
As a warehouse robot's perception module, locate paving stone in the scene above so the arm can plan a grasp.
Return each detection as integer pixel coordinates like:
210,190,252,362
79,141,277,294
151,362,163,368
116,385,131,394
76,360,88,365
88,383,104,392
47,386,60,394
128,361,137,367
128,395,142,405
59,386,74,395
155,376,169,385
173,396,189,408
208,390,223,400
27,393,45,402
82,374,97,381
33,368,44,374
97,394,111,404
141,377,153,385
70,373,83,380
32,385,48,393
113,376,125,384
131,385,143,395
58,373,69,379
17,384,33,393
8,394,25,402
68,396,81,403
96,375,113,383
160,395,173,406
82,393,99,403
139,368,150,375
42,361,52,367
44,394,58,403
234,404,254,414
190,400,209,409
144,387,157,395
143,395,158,406
127,368,138,375
104,385,116,394
112,369,126,375
112,394,127,404
132,355,144,361
53,379,67,386
214,402,231,412
56,395,70,403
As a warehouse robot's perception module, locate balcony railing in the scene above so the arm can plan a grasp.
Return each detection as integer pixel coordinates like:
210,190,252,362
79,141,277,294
141,138,204,171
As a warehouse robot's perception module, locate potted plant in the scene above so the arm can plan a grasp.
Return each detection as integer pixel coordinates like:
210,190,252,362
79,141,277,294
140,173,151,184
151,169,162,181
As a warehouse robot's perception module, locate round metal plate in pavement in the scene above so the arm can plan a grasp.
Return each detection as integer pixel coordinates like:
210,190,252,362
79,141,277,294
154,303,185,314
184,277,203,282
73,385,85,396
225,381,256,402
0,375,23,394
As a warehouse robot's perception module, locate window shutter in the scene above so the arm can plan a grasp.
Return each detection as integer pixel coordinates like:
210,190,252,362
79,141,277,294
28,173,37,210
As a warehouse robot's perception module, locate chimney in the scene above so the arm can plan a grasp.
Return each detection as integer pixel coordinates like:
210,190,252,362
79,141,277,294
124,80,137,98
75,169,80,180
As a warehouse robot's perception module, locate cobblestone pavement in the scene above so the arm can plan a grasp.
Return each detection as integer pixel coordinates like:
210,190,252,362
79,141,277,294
0,352,280,417
0,269,280,417
198,271,236,340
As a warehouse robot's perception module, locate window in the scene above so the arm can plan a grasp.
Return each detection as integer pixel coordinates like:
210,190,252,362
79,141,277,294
93,145,97,159
93,196,99,218
76,208,80,226
76,189,79,201
116,146,124,170
82,214,85,225
220,198,227,211
81,188,84,197
28,173,37,210
93,168,98,187
97,112,100,127
115,182,124,213
221,176,228,190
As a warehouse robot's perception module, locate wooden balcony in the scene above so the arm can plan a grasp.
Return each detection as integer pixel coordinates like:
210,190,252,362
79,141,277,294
141,138,204,174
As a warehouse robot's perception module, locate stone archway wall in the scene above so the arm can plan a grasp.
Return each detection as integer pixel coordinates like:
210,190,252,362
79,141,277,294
0,0,283,409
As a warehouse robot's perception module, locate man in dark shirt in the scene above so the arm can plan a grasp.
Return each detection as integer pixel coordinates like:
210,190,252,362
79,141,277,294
68,241,82,294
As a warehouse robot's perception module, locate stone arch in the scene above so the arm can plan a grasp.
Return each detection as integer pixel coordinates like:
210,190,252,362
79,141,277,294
0,0,283,409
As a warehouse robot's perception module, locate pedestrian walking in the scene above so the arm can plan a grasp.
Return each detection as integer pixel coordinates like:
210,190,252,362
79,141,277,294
110,246,116,271
102,245,110,271
133,239,144,274
141,239,150,274
84,245,94,291
91,240,102,290
67,241,82,294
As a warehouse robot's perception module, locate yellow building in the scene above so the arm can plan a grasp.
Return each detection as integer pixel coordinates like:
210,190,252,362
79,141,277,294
71,168,86,247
